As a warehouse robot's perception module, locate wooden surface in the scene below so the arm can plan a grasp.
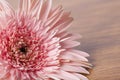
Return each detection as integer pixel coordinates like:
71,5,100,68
8,0,120,80
54,0,120,80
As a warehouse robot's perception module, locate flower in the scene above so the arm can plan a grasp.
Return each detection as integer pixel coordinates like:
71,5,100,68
0,0,91,80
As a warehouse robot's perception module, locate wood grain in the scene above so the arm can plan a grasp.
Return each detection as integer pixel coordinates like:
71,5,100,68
54,0,120,80
65,0,120,80
7,0,120,80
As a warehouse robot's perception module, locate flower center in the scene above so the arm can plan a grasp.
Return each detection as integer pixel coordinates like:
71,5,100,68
19,45,27,54
0,24,58,72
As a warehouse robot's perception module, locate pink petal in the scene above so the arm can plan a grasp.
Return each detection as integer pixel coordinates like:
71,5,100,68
60,33,81,42
31,0,43,19
61,40,80,48
46,10,63,28
40,0,52,21
65,61,92,69
54,16,73,33
48,5,62,18
74,73,89,80
69,49,90,57
0,0,14,30
47,74,61,80
67,50,88,61
60,51,88,62
61,65,89,74
59,70,80,80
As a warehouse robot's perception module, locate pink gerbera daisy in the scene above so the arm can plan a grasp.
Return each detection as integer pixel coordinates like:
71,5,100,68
0,0,91,80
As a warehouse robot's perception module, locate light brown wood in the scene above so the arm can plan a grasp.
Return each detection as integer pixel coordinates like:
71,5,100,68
53,0,120,80
7,0,120,80
63,0,120,80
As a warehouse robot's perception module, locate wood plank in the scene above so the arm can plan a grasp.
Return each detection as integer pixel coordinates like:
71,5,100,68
53,0,120,80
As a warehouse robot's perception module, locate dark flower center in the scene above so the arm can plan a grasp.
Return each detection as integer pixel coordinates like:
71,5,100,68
0,25,50,71
19,46,27,54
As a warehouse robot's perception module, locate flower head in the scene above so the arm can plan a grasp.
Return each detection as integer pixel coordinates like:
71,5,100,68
0,0,91,80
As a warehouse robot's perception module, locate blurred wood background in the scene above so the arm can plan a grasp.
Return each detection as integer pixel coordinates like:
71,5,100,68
7,0,120,80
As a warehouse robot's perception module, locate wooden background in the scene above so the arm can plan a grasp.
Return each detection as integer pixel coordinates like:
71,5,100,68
7,0,120,80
